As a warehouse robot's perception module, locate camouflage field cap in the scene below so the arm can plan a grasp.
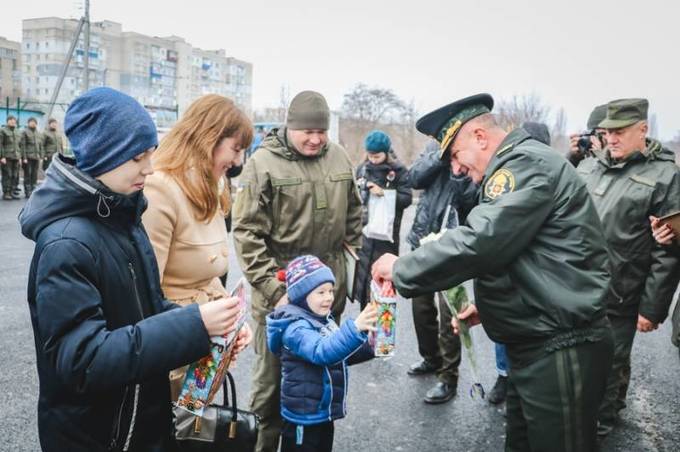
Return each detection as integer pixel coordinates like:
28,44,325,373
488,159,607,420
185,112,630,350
586,104,608,130
416,93,494,159
599,98,649,129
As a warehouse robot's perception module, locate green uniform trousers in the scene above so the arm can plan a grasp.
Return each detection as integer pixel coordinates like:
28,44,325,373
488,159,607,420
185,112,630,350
1,159,20,195
506,331,614,452
23,158,40,195
597,314,637,433
411,292,461,385
250,321,283,452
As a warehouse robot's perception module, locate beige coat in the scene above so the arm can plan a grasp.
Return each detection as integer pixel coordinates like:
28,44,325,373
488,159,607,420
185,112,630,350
142,170,230,399
142,170,229,306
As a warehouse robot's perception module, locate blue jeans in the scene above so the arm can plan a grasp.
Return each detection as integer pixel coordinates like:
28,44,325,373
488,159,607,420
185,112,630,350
495,342,508,377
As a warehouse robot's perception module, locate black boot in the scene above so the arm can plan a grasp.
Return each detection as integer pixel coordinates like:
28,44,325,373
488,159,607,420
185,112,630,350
487,375,508,405
424,382,456,404
407,359,441,376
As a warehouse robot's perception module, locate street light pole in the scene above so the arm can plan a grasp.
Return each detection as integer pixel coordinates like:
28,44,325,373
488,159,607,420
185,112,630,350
83,0,91,91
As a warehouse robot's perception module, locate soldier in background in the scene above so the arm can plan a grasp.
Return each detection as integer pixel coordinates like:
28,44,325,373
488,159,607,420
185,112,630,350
0,115,22,200
42,118,64,172
576,98,680,437
20,117,43,198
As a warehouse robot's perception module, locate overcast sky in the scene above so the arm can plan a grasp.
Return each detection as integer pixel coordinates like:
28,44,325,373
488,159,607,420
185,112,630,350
1,0,678,139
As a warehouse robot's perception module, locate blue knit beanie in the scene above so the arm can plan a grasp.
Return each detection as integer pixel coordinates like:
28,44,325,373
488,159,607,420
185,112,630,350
364,130,391,153
65,87,158,177
285,255,336,310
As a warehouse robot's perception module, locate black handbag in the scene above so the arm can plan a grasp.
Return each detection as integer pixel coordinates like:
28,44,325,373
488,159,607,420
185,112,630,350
174,371,259,452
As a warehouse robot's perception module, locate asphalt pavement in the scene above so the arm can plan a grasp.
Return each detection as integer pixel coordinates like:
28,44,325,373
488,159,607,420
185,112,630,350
1,196,679,451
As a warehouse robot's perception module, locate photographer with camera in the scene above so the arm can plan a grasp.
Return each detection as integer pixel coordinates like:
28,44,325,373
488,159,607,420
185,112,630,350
567,104,608,166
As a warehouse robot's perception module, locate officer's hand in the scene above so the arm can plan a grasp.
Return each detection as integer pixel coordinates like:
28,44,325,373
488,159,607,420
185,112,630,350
650,216,675,245
371,253,398,284
199,297,241,336
636,314,658,333
451,304,480,335
0,158,5,165
23,159,27,164
275,293,289,309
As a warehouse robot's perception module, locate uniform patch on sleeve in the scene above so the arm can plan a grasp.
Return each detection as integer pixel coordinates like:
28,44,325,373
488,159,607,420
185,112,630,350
484,169,516,199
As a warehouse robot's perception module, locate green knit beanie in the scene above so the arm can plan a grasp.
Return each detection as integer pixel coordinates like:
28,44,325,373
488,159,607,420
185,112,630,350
286,91,330,130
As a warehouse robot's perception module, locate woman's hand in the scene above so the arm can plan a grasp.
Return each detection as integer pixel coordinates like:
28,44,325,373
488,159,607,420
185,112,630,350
199,297,240,336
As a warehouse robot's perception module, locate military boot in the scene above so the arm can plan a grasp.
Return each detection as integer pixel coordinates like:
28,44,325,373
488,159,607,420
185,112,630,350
488,375,508,405
407,359,441,376
424,381,457,404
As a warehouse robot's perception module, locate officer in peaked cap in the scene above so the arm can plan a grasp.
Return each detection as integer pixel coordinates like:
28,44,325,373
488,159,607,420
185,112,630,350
373,93,614,451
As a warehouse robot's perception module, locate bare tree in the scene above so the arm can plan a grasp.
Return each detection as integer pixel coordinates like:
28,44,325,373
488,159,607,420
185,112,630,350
341,83,406,125
495,93,551,131
648,113,658,139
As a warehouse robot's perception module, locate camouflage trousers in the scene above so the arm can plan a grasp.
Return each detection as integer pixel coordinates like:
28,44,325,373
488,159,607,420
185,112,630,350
506,330,614,452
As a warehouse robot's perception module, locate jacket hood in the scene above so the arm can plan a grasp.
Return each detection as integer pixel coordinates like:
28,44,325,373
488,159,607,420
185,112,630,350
19,154,147,242
647,139,675,162
262,127,330,161
266,304,328,355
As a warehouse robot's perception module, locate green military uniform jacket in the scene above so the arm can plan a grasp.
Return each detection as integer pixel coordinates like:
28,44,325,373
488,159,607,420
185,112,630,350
0,126,22,160
21,127,43,159
232,128,363,323
393,128,610,354
42,129,64,158
577,140,680,323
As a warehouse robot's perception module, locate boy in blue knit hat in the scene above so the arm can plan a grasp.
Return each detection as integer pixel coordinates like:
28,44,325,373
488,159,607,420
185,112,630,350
266,255,377,452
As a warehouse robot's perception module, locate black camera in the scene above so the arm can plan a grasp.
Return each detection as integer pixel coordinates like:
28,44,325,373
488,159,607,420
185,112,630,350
577,132,595,154
576,130,606,155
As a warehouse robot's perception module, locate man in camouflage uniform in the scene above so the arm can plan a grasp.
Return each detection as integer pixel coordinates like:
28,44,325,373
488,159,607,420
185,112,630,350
1,115,22,200
42,118,64,171
20,117,43,198
373,93,614,452
232,91,363,452
576,98,680,437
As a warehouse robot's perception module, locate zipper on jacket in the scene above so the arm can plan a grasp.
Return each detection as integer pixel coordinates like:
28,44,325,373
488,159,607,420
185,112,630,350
122,384,141,451
117,263,145,450
325,368,333,421
108,385,129,450
128,262,145,319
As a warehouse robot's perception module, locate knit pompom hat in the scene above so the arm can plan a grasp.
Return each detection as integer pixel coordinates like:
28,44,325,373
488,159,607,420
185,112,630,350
364,130,391,153
284,255,336,310
65,87,158,177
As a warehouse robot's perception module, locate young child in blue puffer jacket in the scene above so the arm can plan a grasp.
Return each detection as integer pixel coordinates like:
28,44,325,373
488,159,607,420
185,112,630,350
266,255,378,452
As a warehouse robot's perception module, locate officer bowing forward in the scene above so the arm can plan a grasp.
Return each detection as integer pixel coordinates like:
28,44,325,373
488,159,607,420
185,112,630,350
372,93,614,452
